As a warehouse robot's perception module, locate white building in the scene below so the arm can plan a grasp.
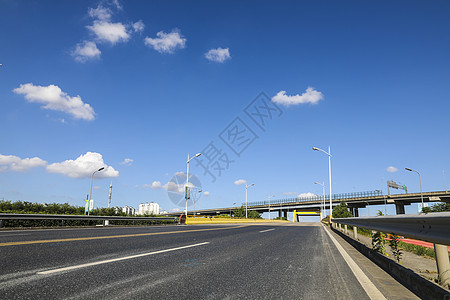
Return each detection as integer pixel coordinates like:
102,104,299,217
122,205,136,215
138,202,160,215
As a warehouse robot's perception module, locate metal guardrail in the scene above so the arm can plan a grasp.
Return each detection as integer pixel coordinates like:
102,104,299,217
246,190,383,207
0,213,177,223
332,212,450,246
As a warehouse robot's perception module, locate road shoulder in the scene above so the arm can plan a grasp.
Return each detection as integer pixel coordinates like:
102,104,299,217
322,224,419,300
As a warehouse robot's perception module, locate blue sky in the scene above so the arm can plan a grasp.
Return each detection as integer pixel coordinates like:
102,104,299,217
1,0,449,216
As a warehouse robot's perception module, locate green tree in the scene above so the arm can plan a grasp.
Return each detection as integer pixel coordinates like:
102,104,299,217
332,201,353,218
388,234,403,263
233,206,246,218
232,206,261,218
422,202,450,213
248,210,262,219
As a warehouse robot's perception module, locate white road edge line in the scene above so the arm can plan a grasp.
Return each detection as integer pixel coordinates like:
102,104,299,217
322,225,386,300
37,241,210,275
259,228,275,233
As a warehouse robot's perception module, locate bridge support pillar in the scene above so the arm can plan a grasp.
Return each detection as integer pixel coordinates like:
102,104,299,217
353,208,359,217
283,210,287,219
434,243,450,288
278,210,282,219
395,202,405,215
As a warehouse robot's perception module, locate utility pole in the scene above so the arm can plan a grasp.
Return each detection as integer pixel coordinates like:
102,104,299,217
108,182,112,208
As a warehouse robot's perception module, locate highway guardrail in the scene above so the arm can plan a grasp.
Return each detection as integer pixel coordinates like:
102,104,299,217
0,213,177,227
332,212,450,289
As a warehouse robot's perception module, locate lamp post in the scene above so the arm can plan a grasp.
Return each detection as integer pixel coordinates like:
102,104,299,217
193,190,202,217
230,202,236,217
365,201,370,216
186,153,201,218
245,183,255,218
405,167,424,210
376,189,387,215
268,195,275,220
314,181,325,217
88,167,104,216
313,146,333,219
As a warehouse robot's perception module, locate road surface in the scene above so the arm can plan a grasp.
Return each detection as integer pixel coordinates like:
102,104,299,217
0,223,371,299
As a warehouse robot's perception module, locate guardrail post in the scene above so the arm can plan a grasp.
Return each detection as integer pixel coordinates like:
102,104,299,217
61,220,64,226
434,243,450,288
344,224,348,235
353,226,358,239
0,220,3,228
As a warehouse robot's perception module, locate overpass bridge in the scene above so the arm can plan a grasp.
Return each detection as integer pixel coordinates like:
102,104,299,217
179,190,450,218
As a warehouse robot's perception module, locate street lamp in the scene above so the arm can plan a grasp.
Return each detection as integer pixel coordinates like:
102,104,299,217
267,195,275,220
230,202,236,217
245,183,255,218
186,153,201,218
313,146,333,219
405,167,424,210
376,189,387,216
193,190,202,217
364,201,370,216
314,181,325,217
88,167,105,216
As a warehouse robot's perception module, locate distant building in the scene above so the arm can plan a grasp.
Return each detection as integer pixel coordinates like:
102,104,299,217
122,205,136,215
138,202,160,215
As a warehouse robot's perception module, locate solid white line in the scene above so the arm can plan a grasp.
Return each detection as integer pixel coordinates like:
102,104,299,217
259,228,275,233
322,225,386,300
37,241,210,275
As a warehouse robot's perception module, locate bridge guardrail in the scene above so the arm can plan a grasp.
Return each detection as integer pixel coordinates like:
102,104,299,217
246,190,383,206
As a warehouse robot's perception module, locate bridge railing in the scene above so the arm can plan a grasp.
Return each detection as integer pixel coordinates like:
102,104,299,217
245,190,383,207
332,212,450,289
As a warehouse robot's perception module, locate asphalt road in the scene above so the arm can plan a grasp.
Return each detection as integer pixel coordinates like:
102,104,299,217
0,223,370,299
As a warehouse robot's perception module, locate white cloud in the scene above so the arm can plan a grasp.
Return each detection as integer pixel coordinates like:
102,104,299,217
0,154,47,172
297,192,316,199
203,191,210,196
112,0,122,10
234,179,247,186
205,47,231,63
386,166,398,173
13,83,95,121
143,181,163,189
120,158,133,166
88,5,112,21
272,87,324,107
46,152,119,178
164,181,196,193
93,186,101,190
132,20,145,33
283,192,297,196
72,41,101,63
144,30,186,54
87,21,130,44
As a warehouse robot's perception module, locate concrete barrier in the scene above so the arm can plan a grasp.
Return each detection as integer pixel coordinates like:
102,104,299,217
186,217,290,225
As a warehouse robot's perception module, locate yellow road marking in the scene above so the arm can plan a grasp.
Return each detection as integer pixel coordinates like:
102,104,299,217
0,225,250,247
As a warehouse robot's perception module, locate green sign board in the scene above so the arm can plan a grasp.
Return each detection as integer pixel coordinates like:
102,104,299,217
185,186,190,200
